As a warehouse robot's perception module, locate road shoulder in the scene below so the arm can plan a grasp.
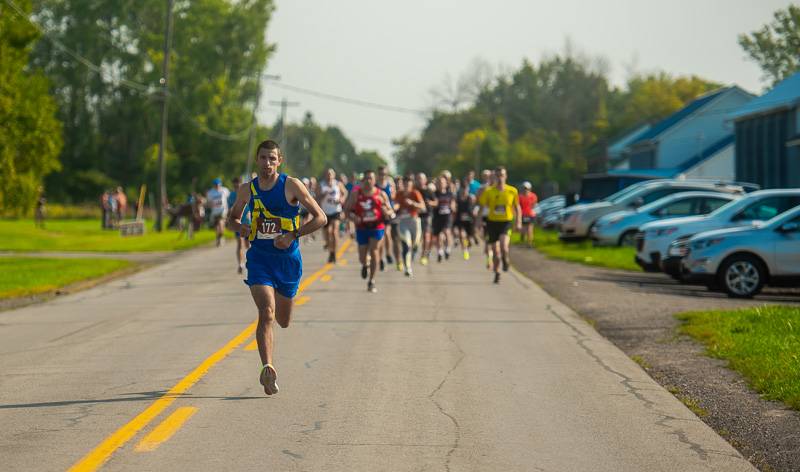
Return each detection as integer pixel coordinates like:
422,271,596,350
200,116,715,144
511,245,800,472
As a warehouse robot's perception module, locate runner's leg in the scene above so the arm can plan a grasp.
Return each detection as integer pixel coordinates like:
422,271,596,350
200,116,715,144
250,285,276,368
275,292,293,328
368,237,380,282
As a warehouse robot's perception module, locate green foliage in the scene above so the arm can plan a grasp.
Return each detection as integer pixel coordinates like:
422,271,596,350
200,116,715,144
29,0,275,202
0,0,63,215
0,257,132,299
279,112,386,178
739,5,800,86
395,52,720,193
677,305,800,410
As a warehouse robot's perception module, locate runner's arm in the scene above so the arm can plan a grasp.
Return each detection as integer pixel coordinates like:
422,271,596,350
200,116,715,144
339,182,349,205
288,177,327,237
513,192,522,231
379,191,396,219
227,183,252,237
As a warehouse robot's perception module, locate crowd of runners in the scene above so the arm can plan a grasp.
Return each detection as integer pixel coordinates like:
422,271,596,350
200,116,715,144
224,140,538,395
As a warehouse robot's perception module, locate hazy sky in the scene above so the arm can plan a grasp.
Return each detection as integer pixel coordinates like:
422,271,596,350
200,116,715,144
258,0,793,165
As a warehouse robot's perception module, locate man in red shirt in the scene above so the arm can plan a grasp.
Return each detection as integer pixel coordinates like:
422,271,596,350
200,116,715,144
518,181,538,244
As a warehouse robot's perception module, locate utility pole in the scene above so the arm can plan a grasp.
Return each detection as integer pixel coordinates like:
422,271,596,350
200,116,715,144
155,0,174,232
269,97,300,152
245,74,280,178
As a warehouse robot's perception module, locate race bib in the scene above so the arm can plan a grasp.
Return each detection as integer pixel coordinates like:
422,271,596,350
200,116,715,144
438,206,451,215
211,199,224,208
494,205,506,215
362,210,377,223
256,217,282,239
460,212,472,222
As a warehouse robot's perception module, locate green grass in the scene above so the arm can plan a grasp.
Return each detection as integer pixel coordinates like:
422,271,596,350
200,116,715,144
515,229,641,271
0,257,133,299
677,305,800,410
0,219,223,252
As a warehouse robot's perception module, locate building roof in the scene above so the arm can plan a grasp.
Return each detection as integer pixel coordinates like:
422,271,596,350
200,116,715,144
728,71,800,121
631,88,729,145
608,124,651,155
610,134,735,179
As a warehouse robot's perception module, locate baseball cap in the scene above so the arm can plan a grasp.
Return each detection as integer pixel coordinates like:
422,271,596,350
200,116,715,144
212,178,222,186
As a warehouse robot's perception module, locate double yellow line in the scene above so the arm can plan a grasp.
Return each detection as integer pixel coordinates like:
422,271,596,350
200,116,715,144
68,239,351,472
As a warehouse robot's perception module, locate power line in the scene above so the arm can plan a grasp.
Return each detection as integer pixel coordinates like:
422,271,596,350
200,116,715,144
264,79,427,116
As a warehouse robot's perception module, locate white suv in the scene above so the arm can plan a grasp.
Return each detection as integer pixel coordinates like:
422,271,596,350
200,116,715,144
636,189,800,274
559,179,748,241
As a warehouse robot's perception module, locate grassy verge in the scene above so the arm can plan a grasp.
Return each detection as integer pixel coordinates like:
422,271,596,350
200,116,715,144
0,257,133,299
676,305,800,410
515,229,641,271
0,219,227,252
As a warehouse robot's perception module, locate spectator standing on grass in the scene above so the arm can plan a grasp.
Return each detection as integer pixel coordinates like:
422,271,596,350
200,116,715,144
100,190,110,229
518,182,538,245
34,186,46,229
114,187,128,221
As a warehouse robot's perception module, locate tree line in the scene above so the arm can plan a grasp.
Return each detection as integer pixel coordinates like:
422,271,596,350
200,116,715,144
1,2,797,213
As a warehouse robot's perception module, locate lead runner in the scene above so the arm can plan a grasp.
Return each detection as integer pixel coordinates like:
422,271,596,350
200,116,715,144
228,140,327,396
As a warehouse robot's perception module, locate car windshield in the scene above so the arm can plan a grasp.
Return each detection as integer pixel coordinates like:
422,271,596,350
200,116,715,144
605,182,653,204
766,206,800,227
706,196,748,217
636,195,679,213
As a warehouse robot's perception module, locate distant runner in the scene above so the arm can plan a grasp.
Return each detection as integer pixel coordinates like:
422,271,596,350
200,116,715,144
431,175,455,262
518,181,538,244
228,140,327,396
377,166,397,271
478,166,521,284
416,172,435,265
207,178,231,247
228,176,251,273
454,179,477,260
344,170,395,292
317,168,348,263
394,176,425,276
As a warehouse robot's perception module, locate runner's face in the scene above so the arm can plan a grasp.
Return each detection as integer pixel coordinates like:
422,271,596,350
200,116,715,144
257,149,281,176
326,169,335,181
495,169,506,184
362,173,375,190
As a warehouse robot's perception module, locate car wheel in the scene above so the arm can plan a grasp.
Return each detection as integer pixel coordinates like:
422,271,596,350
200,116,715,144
717,255,766,298
618,230,637,247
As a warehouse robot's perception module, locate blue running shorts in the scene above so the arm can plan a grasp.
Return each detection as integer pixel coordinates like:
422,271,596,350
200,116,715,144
244,248,303,298
355,228,385,246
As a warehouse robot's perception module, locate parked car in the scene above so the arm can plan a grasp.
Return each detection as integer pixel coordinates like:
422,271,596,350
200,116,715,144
559,179,752,242
682,205,800,298
577,172,661,204
636,189,800,275
590,192,737,246
534,195,566,229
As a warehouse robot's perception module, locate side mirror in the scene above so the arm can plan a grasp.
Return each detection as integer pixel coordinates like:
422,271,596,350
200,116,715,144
778,222,800,233
630,197,645,208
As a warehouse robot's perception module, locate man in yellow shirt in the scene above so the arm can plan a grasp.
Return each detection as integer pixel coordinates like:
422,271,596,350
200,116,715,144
478,166,521,284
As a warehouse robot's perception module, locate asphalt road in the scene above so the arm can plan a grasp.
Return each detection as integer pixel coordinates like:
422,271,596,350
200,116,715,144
0,240,756,471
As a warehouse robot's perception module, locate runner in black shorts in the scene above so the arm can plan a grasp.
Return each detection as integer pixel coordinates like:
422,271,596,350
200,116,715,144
416,172,435,265
478,166,521,284
454,179,477,260
431,175,455,262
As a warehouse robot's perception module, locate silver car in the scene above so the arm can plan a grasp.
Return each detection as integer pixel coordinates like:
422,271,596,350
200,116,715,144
590,192,737,246
559,179,749,241
682,205,800,298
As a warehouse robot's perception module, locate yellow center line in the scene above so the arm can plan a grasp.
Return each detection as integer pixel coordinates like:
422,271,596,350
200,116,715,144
134,407,197,452
295,295,311,305
68,238,351,472
321,274,332,282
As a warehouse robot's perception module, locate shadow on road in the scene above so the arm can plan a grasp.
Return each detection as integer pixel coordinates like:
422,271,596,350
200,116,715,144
0,390,263,409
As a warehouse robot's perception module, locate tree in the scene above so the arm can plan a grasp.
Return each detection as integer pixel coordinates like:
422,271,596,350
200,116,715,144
0,0,62,215
739,5,800,86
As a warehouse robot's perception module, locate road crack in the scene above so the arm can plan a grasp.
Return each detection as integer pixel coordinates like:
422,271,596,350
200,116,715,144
428,328,465,472
544,304,727,461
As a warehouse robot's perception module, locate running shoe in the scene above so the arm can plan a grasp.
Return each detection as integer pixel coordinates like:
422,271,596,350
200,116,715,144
502,257,509,272
367,281,377,293
361,265,368,279
259,364,279,395
463,250,470,261
379,259,385,271
420,256,429,266
404,268,412,277
437,253,443,263
493,272,500,284
444,250,450,260
386,254,394,264
396,262,403,271
328,252,336,263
